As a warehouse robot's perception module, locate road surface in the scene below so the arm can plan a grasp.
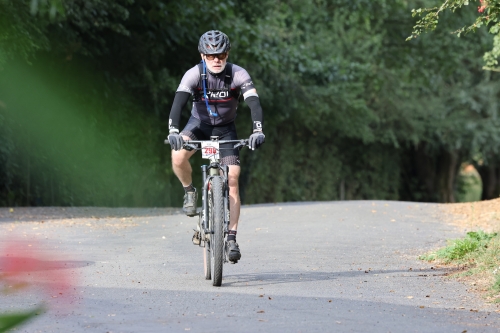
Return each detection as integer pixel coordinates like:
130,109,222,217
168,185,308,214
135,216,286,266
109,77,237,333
1,201,499,332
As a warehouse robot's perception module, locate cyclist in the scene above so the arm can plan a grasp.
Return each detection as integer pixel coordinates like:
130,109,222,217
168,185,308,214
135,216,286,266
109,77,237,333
167,30,265,263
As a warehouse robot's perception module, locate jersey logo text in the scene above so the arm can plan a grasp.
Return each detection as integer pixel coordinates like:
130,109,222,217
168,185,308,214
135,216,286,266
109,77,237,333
207,91,230,98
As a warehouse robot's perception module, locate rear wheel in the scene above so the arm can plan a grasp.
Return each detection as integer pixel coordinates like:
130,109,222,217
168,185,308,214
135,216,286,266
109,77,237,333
209,176,225,287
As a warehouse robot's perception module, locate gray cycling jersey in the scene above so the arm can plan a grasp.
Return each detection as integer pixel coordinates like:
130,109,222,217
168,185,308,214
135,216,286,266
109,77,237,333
176,63,257,126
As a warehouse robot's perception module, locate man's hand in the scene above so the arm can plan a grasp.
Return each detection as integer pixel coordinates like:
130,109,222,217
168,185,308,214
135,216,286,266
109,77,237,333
249,131,265,150
168,130,184,151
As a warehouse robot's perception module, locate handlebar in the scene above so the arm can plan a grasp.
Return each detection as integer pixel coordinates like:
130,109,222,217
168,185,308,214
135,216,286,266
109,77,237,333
164,139,249,150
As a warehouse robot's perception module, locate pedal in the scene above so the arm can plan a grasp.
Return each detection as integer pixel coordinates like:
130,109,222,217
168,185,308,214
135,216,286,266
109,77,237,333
186,208,202,218
230,260,238,264
192,230,201,245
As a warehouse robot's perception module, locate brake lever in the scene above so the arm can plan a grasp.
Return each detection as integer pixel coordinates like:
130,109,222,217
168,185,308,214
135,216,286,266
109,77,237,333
183,143,198,151
233,140,248,149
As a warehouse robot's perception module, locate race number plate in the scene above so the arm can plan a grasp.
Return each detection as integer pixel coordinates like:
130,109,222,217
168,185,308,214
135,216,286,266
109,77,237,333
201,141,219,160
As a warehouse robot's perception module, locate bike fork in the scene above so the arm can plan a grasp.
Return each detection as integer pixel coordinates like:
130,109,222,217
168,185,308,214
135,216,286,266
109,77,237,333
201,165,209,232
222,165,231,263
222,165,230,234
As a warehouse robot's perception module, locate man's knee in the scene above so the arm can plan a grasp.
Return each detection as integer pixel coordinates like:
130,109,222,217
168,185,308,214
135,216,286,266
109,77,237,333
171,152,184,167
227,166,241,190
172,135,195,166
228,177,239,190
171,150,192,168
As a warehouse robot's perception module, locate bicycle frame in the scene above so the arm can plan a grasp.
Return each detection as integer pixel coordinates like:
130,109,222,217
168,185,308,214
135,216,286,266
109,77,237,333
181,136,248,236
165,135,248,284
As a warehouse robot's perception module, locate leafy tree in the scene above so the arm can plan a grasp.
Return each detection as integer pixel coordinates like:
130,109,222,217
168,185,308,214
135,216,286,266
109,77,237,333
409,0,500,70
409,0,500,200
1,0,500,206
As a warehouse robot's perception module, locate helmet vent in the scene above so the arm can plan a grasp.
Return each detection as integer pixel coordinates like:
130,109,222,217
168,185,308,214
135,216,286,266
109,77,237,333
198,30,231,54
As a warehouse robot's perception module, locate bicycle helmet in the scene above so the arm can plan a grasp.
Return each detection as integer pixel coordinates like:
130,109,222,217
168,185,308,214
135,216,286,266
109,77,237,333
198,30,231,54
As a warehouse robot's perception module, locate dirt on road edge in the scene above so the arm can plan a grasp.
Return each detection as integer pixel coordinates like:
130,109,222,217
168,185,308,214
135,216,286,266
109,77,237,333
440,198,500,233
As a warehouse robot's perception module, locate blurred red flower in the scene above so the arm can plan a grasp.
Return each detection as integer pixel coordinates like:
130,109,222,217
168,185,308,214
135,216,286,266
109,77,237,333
0,239,75,302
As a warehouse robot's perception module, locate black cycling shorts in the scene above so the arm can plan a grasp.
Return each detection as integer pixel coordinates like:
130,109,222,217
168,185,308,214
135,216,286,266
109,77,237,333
180,116,240,166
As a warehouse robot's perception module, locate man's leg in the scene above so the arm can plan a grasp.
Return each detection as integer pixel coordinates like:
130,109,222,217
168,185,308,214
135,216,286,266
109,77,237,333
171,136,197,216
227,165,241,231
227,165,242,262
171,136,196,186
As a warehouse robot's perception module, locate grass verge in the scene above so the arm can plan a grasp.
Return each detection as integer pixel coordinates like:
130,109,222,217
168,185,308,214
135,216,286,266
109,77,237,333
435,198,500,303
420,230,500,303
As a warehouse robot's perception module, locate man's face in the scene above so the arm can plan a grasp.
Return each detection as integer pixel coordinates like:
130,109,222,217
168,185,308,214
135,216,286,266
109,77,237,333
201,52,228,74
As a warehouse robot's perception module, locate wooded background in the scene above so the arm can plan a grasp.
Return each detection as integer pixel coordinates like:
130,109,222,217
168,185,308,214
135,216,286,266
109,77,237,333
1,0,499,207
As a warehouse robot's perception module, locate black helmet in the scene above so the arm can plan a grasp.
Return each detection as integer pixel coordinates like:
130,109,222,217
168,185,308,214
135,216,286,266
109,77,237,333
198,30,231,54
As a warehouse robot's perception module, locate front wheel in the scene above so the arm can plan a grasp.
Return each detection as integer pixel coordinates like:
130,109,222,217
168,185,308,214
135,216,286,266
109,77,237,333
209,176,225,287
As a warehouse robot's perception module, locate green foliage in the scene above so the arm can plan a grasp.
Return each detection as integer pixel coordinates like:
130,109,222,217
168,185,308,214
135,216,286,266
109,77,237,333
0,1,48,67
421,230,498,262
0,59,177,207
30,0,65,19
421,230,500,297
409,0,500,70
456,166,483,202
442,237,479,259
0,306,44,333
0,0,64,67
493,273,500,292
1,0,500,206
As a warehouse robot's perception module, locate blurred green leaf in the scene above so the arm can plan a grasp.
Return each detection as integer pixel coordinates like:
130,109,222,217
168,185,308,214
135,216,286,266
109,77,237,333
0,306,44,333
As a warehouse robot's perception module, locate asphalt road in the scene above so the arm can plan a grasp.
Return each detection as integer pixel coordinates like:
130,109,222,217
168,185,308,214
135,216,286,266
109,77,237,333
1,201,499,332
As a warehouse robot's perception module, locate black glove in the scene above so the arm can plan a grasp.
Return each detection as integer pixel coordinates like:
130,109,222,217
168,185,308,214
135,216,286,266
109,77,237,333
168,130,184,151
248,131,265,150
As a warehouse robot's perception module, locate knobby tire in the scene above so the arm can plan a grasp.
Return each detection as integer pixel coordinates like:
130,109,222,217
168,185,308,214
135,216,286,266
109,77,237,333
209,176,224,286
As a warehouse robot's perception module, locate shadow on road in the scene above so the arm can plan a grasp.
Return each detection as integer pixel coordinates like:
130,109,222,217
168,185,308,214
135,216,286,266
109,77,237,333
223,267,453,287
0,207,181,223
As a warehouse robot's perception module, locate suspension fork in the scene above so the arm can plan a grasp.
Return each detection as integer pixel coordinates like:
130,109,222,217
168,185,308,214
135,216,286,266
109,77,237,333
201,165,208,231
219,165,229,233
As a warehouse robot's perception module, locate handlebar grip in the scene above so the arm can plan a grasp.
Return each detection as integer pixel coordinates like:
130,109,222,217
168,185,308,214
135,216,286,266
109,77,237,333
184,144,197,151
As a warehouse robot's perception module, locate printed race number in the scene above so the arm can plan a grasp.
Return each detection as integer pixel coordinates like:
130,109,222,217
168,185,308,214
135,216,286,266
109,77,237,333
201,142,220,160
204,147,217,155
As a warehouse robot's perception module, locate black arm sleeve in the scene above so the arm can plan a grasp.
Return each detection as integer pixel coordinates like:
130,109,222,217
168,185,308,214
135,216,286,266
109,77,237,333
245,96,264,132
168,91,191,130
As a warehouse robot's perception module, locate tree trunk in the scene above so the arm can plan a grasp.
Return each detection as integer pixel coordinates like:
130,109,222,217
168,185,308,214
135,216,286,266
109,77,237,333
412,144,460,203
414,144,437,201
476,164,500,200
436,149,459,203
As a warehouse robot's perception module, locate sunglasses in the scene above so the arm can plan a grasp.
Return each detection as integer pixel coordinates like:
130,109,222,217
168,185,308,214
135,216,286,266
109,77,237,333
204,53,228,60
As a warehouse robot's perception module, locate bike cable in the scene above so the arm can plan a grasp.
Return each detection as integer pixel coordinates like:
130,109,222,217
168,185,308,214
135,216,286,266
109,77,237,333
202,60,218,117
